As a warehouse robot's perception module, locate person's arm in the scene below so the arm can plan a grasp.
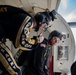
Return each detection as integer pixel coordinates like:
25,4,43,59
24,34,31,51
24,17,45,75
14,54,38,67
15,16,39,51
44,56,50,75
34,41,47,75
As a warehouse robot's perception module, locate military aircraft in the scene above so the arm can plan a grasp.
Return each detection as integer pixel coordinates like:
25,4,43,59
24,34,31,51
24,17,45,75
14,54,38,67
0,0,75,75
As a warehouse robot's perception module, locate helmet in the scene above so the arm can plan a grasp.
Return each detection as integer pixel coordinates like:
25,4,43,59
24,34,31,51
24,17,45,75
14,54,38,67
34,9,57,31
34,12,50,31
48,30,62,45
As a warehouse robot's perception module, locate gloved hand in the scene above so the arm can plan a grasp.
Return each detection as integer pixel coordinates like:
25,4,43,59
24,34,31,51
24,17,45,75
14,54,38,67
39,33,44,43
